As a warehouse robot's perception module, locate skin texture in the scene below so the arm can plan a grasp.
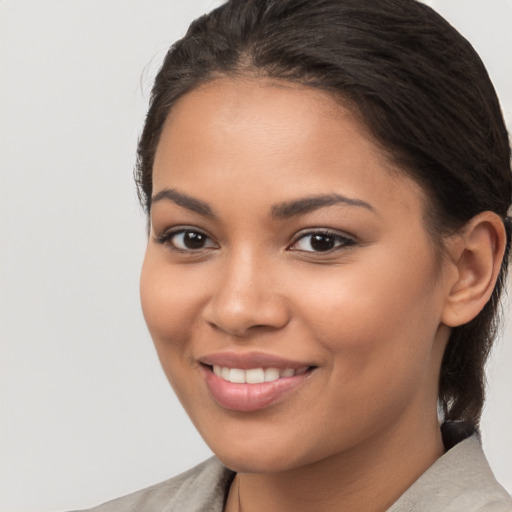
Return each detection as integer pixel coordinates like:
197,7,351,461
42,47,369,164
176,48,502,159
140,78,505,512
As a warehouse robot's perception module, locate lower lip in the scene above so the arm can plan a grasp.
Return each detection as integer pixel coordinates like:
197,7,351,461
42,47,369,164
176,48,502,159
201,366,312,412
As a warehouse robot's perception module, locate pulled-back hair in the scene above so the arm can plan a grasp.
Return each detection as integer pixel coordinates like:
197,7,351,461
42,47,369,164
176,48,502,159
136,0,511,427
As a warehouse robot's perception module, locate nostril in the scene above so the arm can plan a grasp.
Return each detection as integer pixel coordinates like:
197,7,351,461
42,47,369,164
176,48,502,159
202,283,291,336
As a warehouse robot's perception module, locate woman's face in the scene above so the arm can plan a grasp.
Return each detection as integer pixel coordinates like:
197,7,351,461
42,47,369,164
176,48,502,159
140,78,453,473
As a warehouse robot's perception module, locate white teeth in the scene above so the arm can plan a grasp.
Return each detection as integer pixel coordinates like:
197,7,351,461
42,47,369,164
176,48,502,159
245,368,265,384
212,366,310,383
264,368,280,382
229,368,246,383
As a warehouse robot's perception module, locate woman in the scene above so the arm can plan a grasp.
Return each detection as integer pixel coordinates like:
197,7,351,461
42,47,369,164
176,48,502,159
81,0,511,510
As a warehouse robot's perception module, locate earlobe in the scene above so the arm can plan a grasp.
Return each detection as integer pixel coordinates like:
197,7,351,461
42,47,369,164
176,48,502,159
442,211,507,328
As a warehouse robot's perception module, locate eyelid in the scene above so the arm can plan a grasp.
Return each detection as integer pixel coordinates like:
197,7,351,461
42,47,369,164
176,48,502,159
288,228,356,252
153,226,218,251
153,226,355,254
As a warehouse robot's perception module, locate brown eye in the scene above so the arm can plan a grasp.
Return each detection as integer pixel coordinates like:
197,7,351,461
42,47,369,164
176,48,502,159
310,234,336,252
179,231,209,250
290,231,355,253
156,229,217,251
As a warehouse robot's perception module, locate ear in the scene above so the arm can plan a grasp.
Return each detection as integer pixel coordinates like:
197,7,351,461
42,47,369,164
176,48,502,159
442,211,507,328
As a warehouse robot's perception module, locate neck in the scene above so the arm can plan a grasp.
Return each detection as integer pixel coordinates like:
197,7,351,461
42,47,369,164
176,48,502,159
225,415,444,512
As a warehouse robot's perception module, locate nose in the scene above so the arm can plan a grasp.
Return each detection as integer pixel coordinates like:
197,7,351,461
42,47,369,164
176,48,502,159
202,250,290,337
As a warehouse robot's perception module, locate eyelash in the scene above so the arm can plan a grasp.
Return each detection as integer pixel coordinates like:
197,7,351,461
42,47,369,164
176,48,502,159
155,227,356,255
154,228,217,252
289,229,356,253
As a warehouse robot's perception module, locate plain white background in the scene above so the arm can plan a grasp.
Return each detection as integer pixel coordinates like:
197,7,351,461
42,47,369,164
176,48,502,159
1,1,511,511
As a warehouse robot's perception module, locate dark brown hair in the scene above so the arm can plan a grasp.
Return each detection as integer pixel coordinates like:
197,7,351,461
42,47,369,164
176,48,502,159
136,0,511,427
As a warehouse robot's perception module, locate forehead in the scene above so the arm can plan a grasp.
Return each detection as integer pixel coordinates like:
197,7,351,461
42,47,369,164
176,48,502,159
152,77,427,223
166,77,344,127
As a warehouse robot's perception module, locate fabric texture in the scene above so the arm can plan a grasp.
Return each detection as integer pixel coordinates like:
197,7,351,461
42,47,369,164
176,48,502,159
72,427,511,512
71,458,234,512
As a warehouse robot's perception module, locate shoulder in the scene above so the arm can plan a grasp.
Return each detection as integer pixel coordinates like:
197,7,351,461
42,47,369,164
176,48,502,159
70,457,234,512
388,429,511,512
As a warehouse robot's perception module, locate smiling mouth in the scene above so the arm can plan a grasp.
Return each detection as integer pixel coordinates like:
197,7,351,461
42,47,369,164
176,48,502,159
208,365,313,384
201,363,316,412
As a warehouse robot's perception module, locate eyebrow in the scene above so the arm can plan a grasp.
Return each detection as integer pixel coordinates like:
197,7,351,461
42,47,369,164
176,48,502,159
151,189,375,220
271,194,375,219
151,188,215,217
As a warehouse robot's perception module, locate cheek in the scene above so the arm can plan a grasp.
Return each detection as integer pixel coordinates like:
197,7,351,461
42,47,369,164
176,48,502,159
139,252,212,412
294,249,443,381
286,262,444,449
139,251,203,360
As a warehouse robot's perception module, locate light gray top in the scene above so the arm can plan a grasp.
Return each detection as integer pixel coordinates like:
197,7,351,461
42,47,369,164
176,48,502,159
73,432,511,512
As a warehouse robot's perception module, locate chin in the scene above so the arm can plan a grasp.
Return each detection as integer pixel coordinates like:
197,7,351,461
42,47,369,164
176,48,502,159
215,449,302,474
201,428,325,474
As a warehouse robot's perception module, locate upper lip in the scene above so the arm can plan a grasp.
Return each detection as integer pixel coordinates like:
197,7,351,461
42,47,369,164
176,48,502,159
199,351,314,370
